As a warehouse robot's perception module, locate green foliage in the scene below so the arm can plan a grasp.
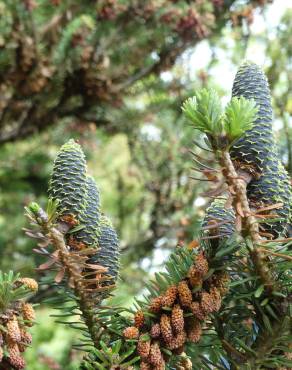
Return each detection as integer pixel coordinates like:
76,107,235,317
180,62,292,369
0,271,32,312
81,340,139,370
139,247,195,305
182,88,258,149
54,15,96,66
224,96,258,144
182,89,223,137
212,242,292,369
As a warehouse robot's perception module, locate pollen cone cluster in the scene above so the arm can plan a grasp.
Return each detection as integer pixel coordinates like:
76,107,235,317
123,252,229,369
0,277,37,369
17,278,38,292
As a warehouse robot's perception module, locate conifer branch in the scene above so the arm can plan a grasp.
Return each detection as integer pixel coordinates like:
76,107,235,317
27,204,111,349
182,68,291,369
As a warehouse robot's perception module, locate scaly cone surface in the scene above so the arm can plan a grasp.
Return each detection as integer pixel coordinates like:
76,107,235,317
247,154,292,237
230,62,273,174
89,215,120,282
74,175,101,247
201,199,236,258
230,62,291,237
48,139,87,217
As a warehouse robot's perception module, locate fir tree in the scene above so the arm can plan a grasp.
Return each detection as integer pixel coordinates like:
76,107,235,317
1,62,291,369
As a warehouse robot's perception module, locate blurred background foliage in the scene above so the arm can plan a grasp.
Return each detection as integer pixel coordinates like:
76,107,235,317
0,0,291,368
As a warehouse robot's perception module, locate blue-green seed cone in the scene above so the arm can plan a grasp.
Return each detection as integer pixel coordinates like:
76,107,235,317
247,153,292,237
201,199,235,257
229,63,291,237
230,62,273,173
73,176,101,246
89,215,120,282
202,199,235,237
48,139,87,216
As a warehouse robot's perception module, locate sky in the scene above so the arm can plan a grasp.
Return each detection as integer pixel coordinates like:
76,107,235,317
188,0,290,95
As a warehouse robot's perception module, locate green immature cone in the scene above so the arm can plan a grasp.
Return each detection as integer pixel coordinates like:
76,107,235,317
89,215,120,283
74,176,101,246
229,62,273,173
48,139,87,217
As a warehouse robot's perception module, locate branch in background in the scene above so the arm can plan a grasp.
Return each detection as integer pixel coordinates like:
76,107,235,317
0,0,269,144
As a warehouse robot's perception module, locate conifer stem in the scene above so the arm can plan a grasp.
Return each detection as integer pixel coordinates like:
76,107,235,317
220,151,275,292
34,209,104,348
48,226,103,348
